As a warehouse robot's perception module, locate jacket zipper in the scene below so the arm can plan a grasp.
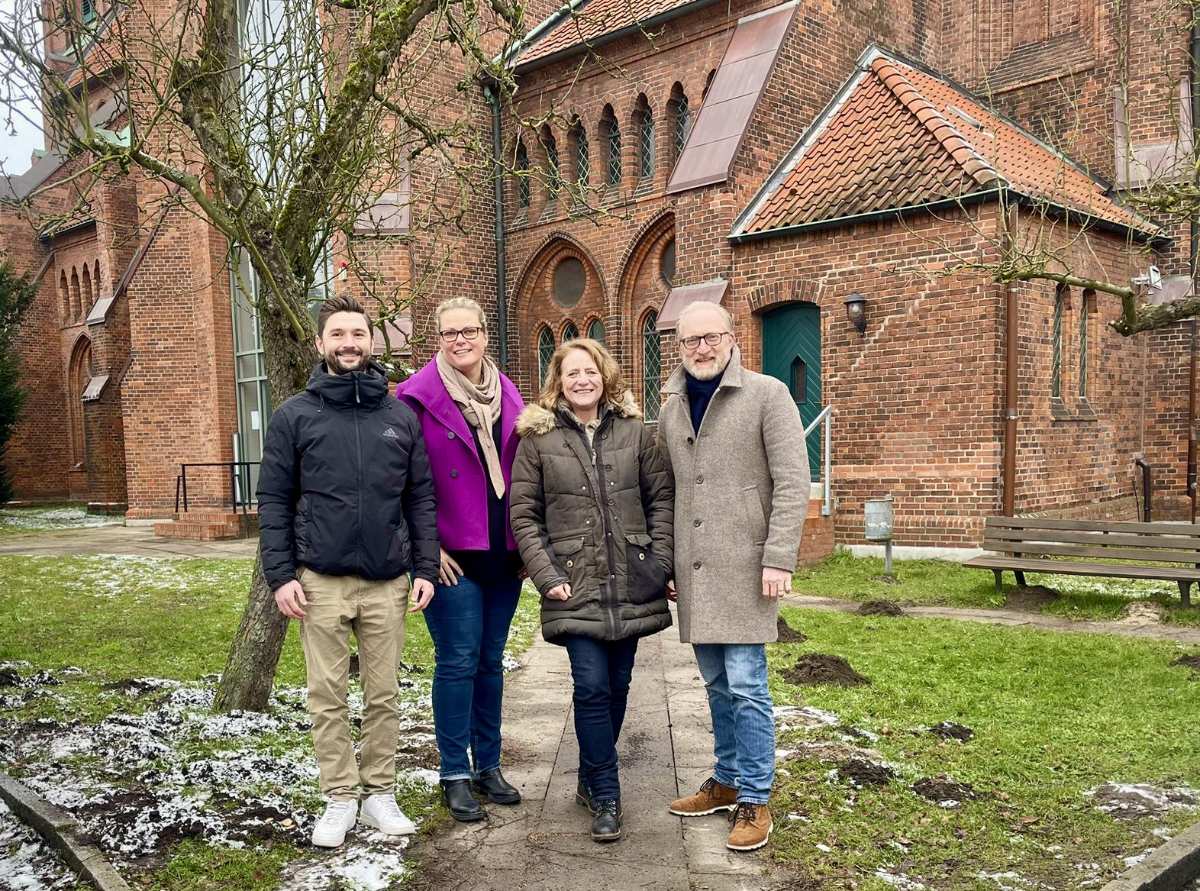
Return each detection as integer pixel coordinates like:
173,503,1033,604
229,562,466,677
353,400,364,573
586,415,619,640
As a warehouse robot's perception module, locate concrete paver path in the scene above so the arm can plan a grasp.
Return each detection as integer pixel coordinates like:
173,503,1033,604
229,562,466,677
410,627,792,891
0,525,257,559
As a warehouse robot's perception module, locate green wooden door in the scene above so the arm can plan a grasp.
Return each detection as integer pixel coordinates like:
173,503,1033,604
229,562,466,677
761,303,821,479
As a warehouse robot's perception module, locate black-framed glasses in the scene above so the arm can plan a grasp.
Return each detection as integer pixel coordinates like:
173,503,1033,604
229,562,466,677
678,331,730,351
439,326,484,343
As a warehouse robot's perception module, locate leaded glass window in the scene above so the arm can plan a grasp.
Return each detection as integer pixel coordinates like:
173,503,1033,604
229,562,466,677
638,101,654,181
515,140,530,209
543,129,561,199
537,326,554,384
572,123,589,186
588,318,605,344
1051,286,1065,399
1079,290,1090,398
670,92,689,160
563,321,579,342
642,311,661,421
602,107,621,188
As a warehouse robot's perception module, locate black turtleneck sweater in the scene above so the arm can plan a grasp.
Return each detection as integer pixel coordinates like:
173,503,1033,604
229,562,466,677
685,370,724,434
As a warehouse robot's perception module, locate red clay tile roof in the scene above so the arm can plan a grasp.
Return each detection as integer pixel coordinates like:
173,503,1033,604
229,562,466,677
514,0,701,68
734,48,1153,238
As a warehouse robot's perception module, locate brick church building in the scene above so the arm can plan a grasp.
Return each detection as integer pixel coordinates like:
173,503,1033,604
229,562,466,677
3,0,1197,555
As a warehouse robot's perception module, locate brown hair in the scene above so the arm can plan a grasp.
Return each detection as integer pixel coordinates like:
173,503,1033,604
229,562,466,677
317,294,372,337
537,338,628,411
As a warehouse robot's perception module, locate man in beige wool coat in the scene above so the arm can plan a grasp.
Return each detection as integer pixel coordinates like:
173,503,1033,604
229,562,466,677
657,301,809,852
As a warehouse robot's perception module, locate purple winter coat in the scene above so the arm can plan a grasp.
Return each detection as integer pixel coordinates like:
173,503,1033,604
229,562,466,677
396,359,524,551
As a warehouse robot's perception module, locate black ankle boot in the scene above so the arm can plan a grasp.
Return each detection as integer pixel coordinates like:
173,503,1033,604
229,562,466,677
575,780,592,810
472,768,521,805
591,798,621,842
441,779,485,822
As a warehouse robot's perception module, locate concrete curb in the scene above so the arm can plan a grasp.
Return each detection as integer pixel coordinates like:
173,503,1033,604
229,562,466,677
0,773,132,891
1100,822,1200,891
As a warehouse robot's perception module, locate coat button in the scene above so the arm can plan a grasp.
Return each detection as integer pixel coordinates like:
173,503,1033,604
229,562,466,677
567,559,574,567
581,485,587,491
693,561,702,570
693,519,701,527
638,553,645,561
450,469,459,478
687,437,694,444
447,431,456,439
696,475,704,484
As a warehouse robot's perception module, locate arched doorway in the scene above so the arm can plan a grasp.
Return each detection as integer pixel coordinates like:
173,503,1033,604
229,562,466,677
761,303,820,478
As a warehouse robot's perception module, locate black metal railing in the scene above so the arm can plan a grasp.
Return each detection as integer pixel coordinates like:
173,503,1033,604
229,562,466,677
174,462,261,514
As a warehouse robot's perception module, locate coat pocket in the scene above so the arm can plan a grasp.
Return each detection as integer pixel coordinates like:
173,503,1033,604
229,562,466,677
626,532,668,605
741,485,768,545
545,535,586,608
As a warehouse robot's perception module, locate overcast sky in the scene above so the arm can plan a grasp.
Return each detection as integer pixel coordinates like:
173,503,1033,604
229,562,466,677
0,0,45,173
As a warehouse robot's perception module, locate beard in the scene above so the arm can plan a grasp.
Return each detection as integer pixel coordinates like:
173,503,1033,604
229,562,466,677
682,352,729,380
325,348,367,374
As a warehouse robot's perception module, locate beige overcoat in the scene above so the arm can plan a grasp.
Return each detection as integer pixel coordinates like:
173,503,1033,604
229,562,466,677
657,349,809,643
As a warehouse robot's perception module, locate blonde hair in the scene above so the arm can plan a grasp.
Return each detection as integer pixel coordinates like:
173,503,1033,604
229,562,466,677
435,297,487,331
538,338,628,411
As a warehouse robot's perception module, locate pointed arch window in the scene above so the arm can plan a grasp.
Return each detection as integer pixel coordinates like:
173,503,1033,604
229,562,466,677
562,320,579,342
642,311,661,421
569,120,589,187
1051,284,1066,399
1079,289,1093,398
537,326,555,384
636,95,654,182
601,105,621,188
541,126,561,200
668,84,690,164
515,140,531,209
587,318,605,344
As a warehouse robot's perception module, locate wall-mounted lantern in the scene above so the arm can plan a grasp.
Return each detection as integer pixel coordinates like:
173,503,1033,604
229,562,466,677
844,293,868,334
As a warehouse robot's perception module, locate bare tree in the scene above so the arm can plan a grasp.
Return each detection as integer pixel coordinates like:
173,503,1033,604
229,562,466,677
0,0,530,710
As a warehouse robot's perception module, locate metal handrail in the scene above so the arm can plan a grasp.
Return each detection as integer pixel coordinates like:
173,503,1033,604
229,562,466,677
803,405,832,517
174,461,261,514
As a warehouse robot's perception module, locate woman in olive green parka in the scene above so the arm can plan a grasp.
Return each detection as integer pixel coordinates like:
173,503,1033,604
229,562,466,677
510,338,673,843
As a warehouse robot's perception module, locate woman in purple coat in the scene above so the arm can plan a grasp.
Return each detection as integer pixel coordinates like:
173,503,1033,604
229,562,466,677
396,296,526,822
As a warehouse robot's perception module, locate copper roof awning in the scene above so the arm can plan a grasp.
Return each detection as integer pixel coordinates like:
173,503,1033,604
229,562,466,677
656,278,727,331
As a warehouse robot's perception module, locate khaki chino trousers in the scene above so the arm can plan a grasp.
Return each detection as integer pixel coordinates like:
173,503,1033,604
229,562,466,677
298,567,410,800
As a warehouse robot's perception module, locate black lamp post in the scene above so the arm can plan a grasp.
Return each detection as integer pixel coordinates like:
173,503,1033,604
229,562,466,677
844,293,868,334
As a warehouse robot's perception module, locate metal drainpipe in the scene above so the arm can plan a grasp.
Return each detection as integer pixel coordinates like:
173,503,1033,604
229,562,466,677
484,81,509,371
1003,201,1019,516
1189,22,1200,521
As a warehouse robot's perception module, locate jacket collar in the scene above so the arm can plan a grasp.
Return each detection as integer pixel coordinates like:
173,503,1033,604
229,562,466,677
400,357,523,442
664,346,746,396
516,389,642,438
305,359,389,408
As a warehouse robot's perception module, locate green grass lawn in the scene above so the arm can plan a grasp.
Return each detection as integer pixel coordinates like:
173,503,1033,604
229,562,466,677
0,555,541,890
769,606,1200,889
793,550,1200,625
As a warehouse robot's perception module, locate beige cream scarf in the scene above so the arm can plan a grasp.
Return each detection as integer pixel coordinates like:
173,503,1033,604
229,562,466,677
436,351,505,498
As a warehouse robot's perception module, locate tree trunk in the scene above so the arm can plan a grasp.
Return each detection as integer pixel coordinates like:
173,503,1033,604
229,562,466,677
214,277,314,713
213,551,290,712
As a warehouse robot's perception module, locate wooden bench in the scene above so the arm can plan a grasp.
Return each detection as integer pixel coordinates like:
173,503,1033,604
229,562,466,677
964,516,1200,607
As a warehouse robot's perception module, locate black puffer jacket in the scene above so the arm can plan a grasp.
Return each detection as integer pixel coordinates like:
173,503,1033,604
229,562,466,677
257,360,439,590
509,392,674,644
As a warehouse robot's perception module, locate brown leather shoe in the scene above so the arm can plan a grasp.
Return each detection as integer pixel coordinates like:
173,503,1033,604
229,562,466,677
726,802,772,851
668,777,737,817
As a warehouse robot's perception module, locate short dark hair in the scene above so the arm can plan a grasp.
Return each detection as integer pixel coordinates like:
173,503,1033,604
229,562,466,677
317,295,372,337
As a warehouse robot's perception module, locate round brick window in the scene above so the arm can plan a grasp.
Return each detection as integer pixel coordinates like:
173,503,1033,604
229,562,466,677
552,257,586,308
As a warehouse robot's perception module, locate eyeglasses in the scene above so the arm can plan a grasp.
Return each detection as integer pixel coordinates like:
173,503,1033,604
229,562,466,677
439,326,484,343
678,331,731,351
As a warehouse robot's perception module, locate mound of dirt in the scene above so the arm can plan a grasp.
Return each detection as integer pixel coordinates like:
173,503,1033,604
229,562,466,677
1004,585,1058,611
858,599,906,617
913,776,978,804
1171,653,1200,673
775,617,808,643
838,758,894,787
0,667,20,687
929,721,974,741
783,654,870,687
1090,782,1199,819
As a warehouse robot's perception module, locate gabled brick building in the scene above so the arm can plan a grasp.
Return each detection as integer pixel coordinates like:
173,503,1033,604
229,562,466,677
3,0,1197,553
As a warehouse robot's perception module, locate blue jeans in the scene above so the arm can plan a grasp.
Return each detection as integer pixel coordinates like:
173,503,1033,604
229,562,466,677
562,634,639,802
692,643,775,805
423,571,522,781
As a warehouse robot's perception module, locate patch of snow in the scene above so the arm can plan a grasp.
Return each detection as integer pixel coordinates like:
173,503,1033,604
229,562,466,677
1123,848,1155,868
774,704,840,731
815,843,832,853
279,840,409,891
502,652,521,673
1087,783,1200,818
0,506,122,531
0,799,78,890
976,871,1052,890
874,870,927,890
396,768,440,788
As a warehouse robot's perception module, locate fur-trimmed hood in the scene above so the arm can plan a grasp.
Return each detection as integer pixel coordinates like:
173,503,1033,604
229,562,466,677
516,389,642,437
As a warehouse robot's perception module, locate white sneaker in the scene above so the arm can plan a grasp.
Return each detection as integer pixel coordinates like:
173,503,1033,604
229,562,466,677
360,793,417,836
311,799,358,848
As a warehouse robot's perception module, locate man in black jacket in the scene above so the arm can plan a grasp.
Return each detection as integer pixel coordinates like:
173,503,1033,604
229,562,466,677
257,294,438,848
